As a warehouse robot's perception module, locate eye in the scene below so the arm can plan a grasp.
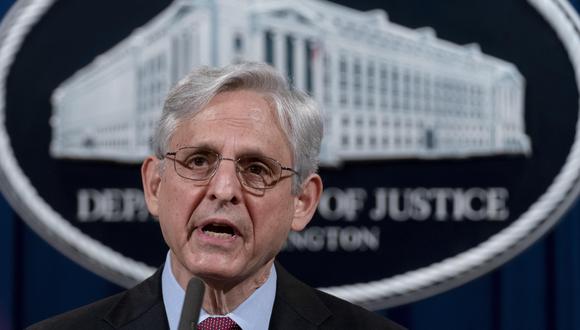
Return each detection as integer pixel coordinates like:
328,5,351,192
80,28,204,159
190,155,209,167
246,162,271,176
240,157,274,177
182,150,214,169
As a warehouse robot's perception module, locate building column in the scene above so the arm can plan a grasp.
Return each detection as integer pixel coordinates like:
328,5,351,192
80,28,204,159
198,18,211,66
182,31,192,76
192,29,200,68
294,36,306,90
252,28,265,62
274,30,286,75
313,41,325,105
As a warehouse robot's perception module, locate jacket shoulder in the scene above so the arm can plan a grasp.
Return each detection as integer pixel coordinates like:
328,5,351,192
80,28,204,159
26,267,166,330
313,289,406,330
273,262,406,330
26,292,124,330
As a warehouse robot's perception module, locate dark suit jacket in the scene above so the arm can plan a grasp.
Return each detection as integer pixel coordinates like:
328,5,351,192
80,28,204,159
27,263,405,330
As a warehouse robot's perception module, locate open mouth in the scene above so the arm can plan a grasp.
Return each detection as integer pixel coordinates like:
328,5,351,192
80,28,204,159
201,223,236,239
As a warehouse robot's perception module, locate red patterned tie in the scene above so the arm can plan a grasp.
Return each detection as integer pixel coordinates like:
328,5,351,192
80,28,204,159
197,316,241,330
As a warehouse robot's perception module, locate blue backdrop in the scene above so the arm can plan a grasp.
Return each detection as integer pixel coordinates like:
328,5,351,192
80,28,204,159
1,1,580,329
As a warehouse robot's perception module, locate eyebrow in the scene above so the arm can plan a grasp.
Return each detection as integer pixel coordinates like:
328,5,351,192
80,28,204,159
180,143,271,159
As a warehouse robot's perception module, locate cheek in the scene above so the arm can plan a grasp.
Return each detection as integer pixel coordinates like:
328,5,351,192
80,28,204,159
158,178,204,243
249,193,295,243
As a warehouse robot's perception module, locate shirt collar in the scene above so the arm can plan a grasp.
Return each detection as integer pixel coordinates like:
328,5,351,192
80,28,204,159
161,252,277,330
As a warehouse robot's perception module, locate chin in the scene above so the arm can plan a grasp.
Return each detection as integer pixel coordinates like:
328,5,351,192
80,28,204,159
191,261,241,280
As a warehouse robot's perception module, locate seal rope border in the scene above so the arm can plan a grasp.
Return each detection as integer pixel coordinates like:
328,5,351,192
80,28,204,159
0,0,154,288
322,0,580,309
0,0,578,309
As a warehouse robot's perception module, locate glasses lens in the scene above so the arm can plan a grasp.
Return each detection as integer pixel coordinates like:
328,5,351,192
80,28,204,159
237,156,281,189
174,148,218,180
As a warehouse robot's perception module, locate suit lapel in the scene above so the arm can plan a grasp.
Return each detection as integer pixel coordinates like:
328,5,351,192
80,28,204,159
103,268,169,330
99,263,331,329
269,262,331,330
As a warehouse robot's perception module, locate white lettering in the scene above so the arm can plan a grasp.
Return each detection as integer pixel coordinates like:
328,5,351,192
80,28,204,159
367,187,510,222
487,188,509,220
284,226,380,252
318,187,367,221
77,188,150,222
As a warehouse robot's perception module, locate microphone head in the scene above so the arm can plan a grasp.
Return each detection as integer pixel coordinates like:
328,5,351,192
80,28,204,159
178,277,205,330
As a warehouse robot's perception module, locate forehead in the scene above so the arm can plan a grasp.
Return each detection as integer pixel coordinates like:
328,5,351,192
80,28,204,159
196,90,276,124
171,90,292,159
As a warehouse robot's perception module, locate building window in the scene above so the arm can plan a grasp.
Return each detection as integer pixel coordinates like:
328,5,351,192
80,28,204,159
434,78,443,114
367,62,375,109
392,68,400,110
380,64,388,109
424,73,431,112
323,54,332,105
353,59,362,108
403,70,411,110
382,136,389,146
234,34,243,52
305,40,314,94
264,31,274,65
339,56,348,106
414,73,422,111
286,35,295,85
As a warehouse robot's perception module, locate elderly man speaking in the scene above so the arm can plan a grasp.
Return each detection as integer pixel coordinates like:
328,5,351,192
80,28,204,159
29,63,404,330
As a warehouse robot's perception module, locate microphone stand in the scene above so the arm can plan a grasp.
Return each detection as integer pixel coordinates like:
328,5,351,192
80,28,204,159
178,277,205,330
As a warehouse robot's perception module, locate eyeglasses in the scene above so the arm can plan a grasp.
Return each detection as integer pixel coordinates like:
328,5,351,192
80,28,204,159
164,146,298,190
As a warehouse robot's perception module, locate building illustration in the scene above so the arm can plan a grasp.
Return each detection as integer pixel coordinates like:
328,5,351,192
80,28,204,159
50,0,531,166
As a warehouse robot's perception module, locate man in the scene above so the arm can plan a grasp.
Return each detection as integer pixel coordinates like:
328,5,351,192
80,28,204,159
28,63,405,329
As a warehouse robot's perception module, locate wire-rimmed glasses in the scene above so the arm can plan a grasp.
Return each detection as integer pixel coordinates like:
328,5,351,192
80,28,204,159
164,146,297,190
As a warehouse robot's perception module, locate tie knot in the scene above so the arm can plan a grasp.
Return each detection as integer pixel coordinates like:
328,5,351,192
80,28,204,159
198,316,241,330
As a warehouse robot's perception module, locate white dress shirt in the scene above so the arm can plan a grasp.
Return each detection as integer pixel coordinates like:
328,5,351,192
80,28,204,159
161,252,277,330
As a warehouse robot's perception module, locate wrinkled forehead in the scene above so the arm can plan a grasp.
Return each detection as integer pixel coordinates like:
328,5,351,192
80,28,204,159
200,95,273,122
172,90,294,159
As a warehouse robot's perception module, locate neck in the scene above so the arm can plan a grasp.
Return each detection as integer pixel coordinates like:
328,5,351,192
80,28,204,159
170,254,274,315
202,263,272,314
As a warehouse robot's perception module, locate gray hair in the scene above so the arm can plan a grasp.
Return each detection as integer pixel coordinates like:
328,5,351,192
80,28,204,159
152,62,323,194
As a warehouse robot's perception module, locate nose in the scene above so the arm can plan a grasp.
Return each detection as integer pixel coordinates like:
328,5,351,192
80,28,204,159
206,157,242,205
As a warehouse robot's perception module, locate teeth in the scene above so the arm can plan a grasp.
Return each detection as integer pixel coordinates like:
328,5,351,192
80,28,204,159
202,223,235,237
204,231,234,238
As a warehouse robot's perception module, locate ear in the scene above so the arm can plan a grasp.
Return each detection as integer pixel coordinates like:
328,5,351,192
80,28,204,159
291,174,323,231
142,156,162,217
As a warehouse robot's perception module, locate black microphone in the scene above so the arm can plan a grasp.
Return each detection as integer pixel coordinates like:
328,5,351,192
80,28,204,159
178,277,205,330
